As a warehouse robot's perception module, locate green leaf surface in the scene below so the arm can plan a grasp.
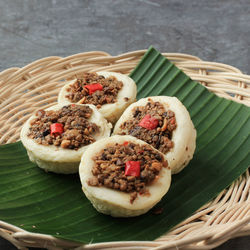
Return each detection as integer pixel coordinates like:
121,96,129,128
0,47,249,243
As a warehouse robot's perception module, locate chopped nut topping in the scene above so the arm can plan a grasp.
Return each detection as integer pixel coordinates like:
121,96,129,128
119,101,177,154
28,105,99,150
66,72,123,107
88,142,168,203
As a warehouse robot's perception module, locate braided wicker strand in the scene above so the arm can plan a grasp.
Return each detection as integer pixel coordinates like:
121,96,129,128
0,50,249,250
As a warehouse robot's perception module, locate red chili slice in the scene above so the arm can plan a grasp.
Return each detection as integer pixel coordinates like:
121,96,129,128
50,123,64,136
125,161,140,177
138,114,159,130
123,141,129,146
84,83,103,95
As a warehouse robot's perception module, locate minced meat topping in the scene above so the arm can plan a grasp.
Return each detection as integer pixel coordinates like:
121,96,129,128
65,72,123,108
88,142,168,203
28,105,99,150
119,100,177,154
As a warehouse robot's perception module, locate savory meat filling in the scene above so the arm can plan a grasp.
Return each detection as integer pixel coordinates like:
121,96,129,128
88,142,168,203
28,105,99,150
119,100,177,154
65,72,123,108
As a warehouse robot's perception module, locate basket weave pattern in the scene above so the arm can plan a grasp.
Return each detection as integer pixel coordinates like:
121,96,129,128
0,50,249,250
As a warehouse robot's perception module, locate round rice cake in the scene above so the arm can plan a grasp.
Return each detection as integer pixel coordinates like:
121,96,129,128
58,71,137,124
113,96,196,174
79,135,171,217
20,103,112,174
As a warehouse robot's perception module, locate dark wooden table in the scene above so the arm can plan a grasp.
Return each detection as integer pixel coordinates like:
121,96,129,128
0,1,249,249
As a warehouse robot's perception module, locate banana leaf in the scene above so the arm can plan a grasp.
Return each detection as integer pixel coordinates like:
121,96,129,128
0,47,249,243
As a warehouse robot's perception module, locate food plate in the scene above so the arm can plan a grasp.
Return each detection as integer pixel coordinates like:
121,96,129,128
0,47,249,249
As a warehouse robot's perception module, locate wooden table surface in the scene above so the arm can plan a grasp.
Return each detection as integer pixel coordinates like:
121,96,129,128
0,0,249,249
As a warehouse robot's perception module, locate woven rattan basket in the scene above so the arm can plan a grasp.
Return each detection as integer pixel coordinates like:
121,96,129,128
0,50,249,250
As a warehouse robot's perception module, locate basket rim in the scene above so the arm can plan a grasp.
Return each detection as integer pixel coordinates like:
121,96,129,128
0,49,249,250
1,49,250,76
